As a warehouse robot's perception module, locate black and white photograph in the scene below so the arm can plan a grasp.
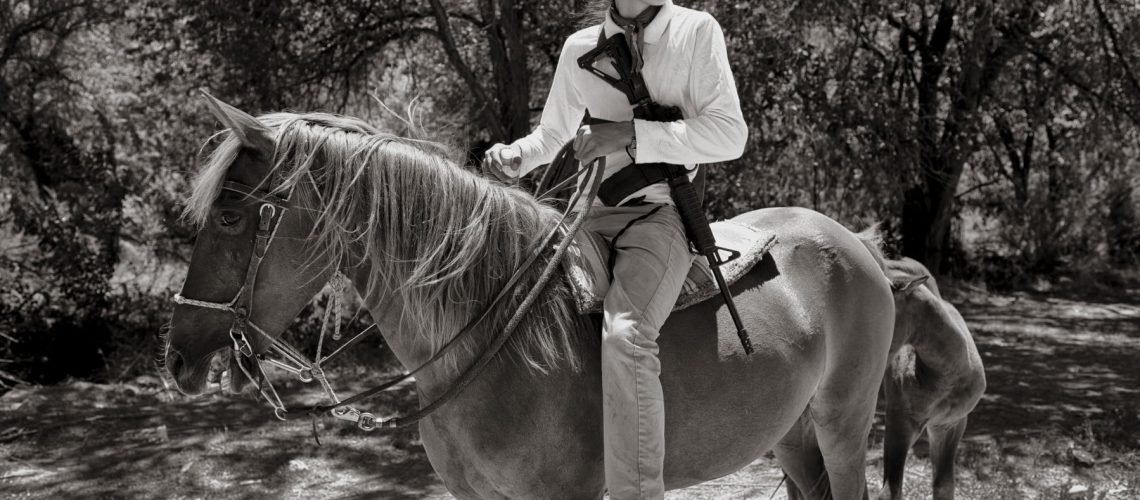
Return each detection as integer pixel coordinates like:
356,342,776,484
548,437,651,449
1,0,1138,498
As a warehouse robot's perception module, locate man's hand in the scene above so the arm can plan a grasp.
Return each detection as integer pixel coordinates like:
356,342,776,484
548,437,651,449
482,143,522,181
573,121,634,162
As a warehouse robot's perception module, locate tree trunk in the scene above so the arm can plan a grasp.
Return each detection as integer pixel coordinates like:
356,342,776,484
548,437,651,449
899,0,1028,274
900,0,957,274
483,0,532,141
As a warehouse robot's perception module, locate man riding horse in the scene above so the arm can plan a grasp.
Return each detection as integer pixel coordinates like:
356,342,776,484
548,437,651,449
169,0,895,497
484,0,747,497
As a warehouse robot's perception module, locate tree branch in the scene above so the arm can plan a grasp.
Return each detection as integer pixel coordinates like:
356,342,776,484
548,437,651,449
1092,0,1140,105
427,0,506,140
955,178,1003,199
991,112,1020,177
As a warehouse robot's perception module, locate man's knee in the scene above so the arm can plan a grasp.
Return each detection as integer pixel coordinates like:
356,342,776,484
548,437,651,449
602,311,640,354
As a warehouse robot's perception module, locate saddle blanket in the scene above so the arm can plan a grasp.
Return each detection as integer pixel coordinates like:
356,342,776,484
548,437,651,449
563,219,777,315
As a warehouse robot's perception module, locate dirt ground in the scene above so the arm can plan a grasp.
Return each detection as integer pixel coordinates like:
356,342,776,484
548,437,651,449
2,284,1139,499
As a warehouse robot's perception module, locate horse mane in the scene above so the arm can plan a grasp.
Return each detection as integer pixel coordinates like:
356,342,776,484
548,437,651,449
185,113,582,375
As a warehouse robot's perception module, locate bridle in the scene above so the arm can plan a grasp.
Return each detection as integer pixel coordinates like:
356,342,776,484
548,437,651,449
173,178,383,423
172,179,307,418
172,157,606,432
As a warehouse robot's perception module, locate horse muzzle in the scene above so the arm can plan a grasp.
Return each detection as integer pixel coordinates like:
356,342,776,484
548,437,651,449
166,348,249,396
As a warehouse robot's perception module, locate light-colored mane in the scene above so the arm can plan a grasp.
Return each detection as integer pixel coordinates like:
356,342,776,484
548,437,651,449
185,113,582,374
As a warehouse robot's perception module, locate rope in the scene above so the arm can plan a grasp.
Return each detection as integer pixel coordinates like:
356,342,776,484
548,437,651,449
172,293,236,312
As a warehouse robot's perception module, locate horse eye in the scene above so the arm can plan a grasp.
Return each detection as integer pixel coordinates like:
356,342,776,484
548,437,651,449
219,212,242,227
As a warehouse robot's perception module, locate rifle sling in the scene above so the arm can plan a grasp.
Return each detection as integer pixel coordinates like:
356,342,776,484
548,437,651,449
576,32,696,207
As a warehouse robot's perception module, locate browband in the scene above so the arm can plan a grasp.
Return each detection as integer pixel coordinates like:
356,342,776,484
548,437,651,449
222,180,290,207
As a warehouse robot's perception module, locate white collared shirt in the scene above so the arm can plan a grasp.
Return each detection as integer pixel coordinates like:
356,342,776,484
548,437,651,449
510,1,747,206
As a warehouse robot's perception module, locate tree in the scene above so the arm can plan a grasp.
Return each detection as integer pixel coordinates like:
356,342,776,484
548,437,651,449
0,0,133,382
705,0,1136,275
132,0,588,145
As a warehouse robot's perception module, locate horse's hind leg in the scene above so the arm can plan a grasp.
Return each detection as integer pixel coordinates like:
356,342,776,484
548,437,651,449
878,381,923,500
774,409,830,500
810,309,893,500
928,417,967,500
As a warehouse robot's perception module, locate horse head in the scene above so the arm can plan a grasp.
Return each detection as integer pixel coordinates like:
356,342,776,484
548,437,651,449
164,93,581,407
164,92,334,396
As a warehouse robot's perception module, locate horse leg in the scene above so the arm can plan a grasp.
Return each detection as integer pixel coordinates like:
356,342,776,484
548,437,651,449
878,381,922,500
927,417,967,500
783,473,803,500
810,314,892,500
774,409,830,500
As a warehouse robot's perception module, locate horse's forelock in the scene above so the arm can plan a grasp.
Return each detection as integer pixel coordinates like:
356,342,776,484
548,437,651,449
183,131,241,227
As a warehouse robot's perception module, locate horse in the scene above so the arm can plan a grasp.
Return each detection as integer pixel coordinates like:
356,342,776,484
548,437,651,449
163,93,896,500
878,258,986,500
778,252,986,500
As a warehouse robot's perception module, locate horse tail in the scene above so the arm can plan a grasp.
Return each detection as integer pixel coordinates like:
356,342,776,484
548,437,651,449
853,224,887,274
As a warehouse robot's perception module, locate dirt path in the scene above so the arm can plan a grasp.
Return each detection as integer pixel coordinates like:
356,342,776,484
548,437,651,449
2,286,1138,499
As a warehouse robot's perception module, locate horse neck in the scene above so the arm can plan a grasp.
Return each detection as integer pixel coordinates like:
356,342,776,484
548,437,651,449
343,265,466,397
339,168,557,398
895,289,973,372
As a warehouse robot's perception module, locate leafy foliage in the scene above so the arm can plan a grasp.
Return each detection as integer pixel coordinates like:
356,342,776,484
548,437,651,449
0,0,1137,384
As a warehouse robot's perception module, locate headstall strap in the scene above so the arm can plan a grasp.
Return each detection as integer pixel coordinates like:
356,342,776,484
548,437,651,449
174,178,324,419
222,180,290,207
175,179,381,427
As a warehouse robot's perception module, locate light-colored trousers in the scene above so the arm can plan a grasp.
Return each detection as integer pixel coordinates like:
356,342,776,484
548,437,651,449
586,203,693,500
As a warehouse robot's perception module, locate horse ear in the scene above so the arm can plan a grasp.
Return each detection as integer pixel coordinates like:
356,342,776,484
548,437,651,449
890,274,929,295
199,89,273,153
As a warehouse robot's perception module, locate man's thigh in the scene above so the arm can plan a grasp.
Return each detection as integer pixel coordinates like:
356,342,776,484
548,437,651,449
604,205,693,329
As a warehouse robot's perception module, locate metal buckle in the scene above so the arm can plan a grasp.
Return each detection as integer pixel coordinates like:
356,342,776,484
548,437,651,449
230,326,254,357
330,406,360,424
357,412,377,431
258,203,276,229
329,405,386,431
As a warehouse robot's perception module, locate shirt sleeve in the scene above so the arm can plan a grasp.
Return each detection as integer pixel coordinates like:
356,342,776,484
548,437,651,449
633,16,747,165
510,37,587,177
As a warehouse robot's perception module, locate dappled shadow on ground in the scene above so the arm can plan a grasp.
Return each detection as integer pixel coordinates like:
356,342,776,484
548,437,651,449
956,290,1140,453
3,286,1140,499
0,374,449,499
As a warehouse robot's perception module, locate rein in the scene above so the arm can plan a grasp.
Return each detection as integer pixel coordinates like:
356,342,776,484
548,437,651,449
174,158,604,431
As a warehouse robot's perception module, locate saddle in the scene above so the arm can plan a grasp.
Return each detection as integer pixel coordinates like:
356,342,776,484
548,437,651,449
563,220,777,315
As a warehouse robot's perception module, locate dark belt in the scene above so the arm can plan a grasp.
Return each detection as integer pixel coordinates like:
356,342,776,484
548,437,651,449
598,162,685,206
539,116,703,207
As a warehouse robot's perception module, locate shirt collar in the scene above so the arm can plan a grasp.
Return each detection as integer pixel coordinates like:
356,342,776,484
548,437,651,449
603,0,676,45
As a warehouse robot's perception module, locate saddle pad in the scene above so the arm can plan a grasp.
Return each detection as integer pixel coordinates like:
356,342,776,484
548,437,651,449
563,219,777,315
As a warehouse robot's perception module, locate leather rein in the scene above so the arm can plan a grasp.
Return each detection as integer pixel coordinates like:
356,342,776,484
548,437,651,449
173,158,604,431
